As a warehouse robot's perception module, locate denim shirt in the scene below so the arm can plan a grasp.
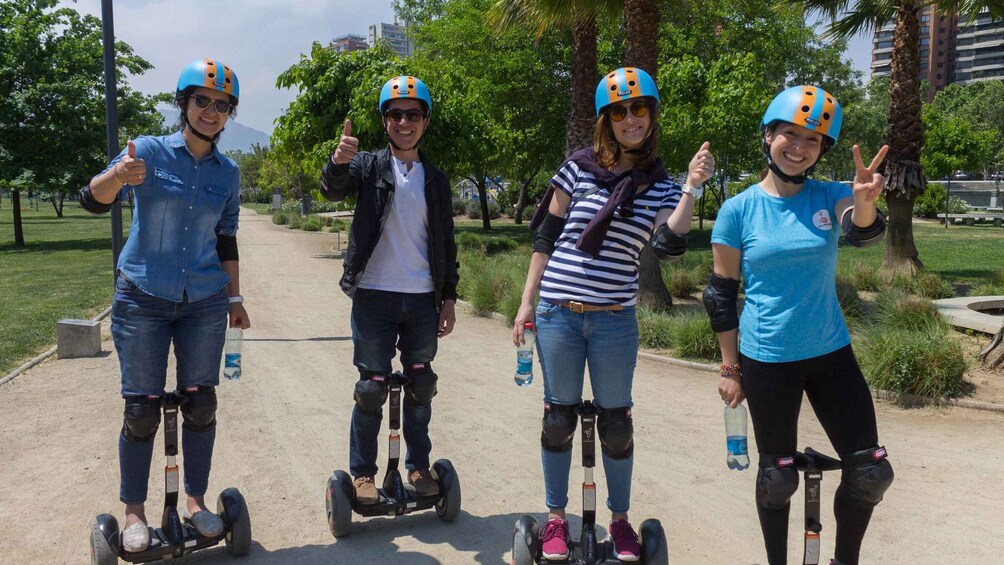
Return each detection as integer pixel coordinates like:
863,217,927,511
104,132,240,302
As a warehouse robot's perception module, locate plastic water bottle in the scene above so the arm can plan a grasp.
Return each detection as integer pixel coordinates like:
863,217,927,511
514,322,535,387
724,403,750,470
224,328,242,380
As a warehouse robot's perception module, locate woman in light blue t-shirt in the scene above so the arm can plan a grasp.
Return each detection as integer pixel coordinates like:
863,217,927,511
705,86,893,565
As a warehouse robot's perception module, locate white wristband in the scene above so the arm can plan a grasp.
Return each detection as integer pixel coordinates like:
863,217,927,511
682,184,705,200
228,295,244,304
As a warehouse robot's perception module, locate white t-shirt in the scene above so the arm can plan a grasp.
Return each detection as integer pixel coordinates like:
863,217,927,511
358,157,435,293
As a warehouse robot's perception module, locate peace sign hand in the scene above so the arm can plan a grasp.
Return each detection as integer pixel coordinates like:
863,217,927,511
852,144,889,205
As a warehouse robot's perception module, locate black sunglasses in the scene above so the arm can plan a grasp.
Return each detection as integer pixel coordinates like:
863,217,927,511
384,108,425,123
192,94,233,114
608,100,650,122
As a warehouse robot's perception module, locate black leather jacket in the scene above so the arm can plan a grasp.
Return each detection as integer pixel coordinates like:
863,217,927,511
319,147,459,306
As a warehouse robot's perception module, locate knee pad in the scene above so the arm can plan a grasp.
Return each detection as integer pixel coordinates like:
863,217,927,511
404,362,438,406
838,446,894,507
597,406,634,460
756,454,800,510
540,402,578,453
180,386,217,433
354,372,389,415
122,395,162,442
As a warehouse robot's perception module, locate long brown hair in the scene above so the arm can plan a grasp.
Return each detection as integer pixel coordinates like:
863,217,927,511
592,100,660,170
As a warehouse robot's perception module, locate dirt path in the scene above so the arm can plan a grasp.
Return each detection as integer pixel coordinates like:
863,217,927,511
1,209,1002,564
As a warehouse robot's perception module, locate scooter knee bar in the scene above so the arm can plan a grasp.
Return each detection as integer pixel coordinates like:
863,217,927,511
838,446,894,507
404,362,438,406
122,395,162,442
180,386,217,432
354,372,389,415
756,454,800,510
597,406,634,460
541,402,578,453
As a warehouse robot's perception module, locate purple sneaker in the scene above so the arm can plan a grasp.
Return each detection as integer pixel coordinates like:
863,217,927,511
540,518,570,561
609,519,641,562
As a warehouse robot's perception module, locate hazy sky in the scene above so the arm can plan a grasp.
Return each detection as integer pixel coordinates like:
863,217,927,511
62,1,873,137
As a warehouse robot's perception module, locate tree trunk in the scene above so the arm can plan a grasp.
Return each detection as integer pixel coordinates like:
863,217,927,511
881,1,926,277
624,0,671,311
567,13,598,155
50,193,65,218
475,173,492,231
980,322,1004,371
513,170,538,225
12,190,25,247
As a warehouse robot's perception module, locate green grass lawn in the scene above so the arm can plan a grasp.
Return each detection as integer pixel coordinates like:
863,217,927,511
0,197,129,374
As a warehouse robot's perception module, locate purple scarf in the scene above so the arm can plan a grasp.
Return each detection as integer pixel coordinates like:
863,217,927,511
530,148,668,256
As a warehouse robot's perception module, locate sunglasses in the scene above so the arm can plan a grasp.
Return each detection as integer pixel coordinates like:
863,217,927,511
192,94,233,114
384,108,425,123
608,100,650,122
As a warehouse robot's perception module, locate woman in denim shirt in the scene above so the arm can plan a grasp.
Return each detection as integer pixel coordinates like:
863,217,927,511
81,59,250,553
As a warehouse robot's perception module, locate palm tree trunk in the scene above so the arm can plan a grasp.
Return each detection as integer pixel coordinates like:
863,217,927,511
567,13,598,154
625,0,672,311
881,1,925,279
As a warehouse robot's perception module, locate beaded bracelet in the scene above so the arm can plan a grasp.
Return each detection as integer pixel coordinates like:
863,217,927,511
720,363,742,379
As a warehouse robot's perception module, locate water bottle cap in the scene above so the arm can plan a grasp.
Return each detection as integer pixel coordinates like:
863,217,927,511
524,322,534,329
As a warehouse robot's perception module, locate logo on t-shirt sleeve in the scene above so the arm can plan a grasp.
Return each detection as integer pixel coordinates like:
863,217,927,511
812,209,833,231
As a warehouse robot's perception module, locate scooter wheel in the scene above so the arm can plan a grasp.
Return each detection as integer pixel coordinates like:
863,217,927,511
217,488,252,556
326,471,353,538
89,515,119,565
639,518,669,565
432,459,461,522
511,515,539,565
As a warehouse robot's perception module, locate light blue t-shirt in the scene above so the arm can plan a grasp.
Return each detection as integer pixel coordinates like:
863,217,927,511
711,179,853,362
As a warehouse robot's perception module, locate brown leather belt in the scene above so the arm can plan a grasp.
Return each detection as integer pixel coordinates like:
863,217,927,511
556,301,624,313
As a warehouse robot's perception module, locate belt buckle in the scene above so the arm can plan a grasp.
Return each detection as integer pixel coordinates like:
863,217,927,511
567,301,586,314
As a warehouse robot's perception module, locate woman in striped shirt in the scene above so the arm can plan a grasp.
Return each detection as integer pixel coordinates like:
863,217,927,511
513,67,714,562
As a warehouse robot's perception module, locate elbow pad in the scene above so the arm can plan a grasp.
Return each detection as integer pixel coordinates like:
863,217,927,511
216,234,239,262
841,210,886,248
651,225,687,261
79,185,113,214
702,273,740,333
533,213,566,255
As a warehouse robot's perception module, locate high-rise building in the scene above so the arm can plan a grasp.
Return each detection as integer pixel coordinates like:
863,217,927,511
331,33,369,54
870,7,957,94
368,20,412,58
954,11,1004,84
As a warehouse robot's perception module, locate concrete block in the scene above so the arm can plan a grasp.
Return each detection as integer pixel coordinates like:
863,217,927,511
56,319,102,359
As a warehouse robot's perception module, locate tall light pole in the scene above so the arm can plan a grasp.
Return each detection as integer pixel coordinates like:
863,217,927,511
101,0,123,278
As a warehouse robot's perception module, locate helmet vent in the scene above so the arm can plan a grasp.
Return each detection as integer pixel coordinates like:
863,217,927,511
629,80,636,86
610,85,617,91
208,73,216,79
823,112,830,120
801,105,810,112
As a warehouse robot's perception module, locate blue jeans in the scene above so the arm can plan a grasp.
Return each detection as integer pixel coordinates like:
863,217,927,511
349,289,439,478
535,300,638,514
111,274,229,504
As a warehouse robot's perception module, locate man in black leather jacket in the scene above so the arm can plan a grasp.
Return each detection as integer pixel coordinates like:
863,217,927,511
318,76,458,504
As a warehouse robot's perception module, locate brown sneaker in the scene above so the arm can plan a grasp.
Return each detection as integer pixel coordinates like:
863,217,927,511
408,468,440,496
352,476,379,504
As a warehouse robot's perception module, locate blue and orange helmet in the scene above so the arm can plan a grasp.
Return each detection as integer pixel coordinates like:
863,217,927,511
761,85,842,146
176,59,239,103
379,75,432,116
595,67,660,116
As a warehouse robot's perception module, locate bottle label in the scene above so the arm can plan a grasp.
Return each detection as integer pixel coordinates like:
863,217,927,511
516,358,532,374
225,353,241,368
727,435,748,456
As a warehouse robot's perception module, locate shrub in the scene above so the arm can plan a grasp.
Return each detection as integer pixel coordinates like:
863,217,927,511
301,216,324,232
671,313,720,360
453,197,468,216
668,268,700,299
329,219,349,232
698,194,721,221
914,182,946,218
835,275,863,322
486,201,501,220
484,237,518,255
456,231,483,250
847,262,881,292
912,272,954,299
859,326,968,399
272,211,290,225
286,215,304,229
874,290,944,332
466,200,482,219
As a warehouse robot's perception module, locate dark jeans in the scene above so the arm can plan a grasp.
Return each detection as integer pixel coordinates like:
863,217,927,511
110,275,229,504
349,289,439,478
742,344,881,565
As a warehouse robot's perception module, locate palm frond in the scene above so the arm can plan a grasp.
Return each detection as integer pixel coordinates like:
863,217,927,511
936,0,1004,21
489,0,621,38
791,0,898,40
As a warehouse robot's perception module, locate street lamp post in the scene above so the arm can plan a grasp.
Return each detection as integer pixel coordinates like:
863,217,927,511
101,0,123,279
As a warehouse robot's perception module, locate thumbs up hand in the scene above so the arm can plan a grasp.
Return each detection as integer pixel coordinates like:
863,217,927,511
686,141,715,186
332,119,359,165
113,139,147,186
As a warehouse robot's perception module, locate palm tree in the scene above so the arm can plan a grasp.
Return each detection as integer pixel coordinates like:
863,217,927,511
797,1,1004,278
490,0,620,153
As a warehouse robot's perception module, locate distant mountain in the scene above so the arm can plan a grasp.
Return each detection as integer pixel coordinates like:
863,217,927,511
157,106,269,154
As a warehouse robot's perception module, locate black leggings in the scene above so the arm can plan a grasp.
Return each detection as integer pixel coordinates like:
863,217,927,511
742,345,881,565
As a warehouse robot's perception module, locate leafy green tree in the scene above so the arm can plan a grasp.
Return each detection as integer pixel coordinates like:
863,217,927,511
798,0,1004,277
922,102,991,222
0,0,162,241
927,81,1004,178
